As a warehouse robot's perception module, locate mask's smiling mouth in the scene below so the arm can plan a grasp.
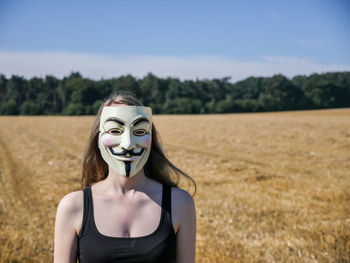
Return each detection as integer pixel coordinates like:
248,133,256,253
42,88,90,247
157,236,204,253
108,147,144,161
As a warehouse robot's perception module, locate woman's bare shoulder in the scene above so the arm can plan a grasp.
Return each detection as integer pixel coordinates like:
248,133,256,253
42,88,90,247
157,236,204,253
54,190,84,260
57,190,84,216
171,187,195,211
170,187,196,237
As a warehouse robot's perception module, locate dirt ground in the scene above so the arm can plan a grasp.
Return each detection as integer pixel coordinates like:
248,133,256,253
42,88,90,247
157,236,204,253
0,108,349,262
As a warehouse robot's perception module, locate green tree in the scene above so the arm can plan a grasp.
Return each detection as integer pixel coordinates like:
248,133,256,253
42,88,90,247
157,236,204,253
0,99,18,115
5,75,27,105
111,75,140,98
259,75,303,111
20,101,40,115
64,103,85,115
140,73,166,105
0,74,8,104
301,72,350,108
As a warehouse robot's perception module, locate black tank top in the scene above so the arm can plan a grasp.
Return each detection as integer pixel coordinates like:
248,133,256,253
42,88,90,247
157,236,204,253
78,185,177,263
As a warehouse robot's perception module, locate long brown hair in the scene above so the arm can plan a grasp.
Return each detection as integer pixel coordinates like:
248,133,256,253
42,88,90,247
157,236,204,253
81,92,196,195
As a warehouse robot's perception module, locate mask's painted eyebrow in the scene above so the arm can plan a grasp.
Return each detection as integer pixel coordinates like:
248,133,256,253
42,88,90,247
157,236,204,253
106,118,125,126
132,117,149,127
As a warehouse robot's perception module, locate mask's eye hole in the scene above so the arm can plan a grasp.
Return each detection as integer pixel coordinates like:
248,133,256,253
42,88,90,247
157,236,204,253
109,129,123,136
133,129,147,136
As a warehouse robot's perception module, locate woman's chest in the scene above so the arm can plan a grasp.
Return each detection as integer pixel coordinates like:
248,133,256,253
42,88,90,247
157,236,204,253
92,195,162,238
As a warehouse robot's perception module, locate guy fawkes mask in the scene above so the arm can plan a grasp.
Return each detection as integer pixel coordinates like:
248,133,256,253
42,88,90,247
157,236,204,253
98,106,152,177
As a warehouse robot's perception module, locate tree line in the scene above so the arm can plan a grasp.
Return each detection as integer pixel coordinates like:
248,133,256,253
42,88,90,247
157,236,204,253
0,71,349,115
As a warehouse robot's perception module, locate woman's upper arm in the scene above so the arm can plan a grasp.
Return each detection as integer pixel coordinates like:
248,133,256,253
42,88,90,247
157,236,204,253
54,191,83,263
172,188,196,263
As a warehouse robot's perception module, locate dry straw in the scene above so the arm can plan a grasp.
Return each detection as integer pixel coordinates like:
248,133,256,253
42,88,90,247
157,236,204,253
0,109,349,262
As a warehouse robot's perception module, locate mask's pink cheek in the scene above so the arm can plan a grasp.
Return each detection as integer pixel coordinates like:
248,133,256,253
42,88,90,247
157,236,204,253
102,134,115,146
145,136,152,146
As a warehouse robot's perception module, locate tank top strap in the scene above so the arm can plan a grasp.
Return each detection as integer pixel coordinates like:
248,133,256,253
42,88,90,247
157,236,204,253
162,184,172,224
79,186,92,237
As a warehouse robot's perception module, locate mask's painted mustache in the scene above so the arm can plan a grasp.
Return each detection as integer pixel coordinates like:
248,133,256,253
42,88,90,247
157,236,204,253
109,148,145,156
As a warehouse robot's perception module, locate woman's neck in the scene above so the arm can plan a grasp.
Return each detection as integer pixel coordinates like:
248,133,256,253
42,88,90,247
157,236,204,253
98,167,155,196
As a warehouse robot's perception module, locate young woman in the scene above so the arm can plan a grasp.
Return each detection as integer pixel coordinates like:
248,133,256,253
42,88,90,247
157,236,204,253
54,93,196,263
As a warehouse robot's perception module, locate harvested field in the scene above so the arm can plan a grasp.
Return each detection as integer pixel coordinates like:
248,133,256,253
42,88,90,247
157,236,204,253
0,108,349,262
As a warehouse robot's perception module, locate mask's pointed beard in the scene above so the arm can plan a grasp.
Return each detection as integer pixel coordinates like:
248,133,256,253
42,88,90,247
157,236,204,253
124,161,132,177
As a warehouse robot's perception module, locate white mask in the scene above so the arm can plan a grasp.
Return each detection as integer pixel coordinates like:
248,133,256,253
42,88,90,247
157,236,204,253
98,106,152,177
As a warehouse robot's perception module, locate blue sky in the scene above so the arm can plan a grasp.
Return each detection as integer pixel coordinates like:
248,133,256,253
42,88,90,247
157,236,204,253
0,0,349,81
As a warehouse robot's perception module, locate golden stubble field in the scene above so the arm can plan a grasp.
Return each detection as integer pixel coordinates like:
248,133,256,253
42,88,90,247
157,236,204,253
0,109,349,262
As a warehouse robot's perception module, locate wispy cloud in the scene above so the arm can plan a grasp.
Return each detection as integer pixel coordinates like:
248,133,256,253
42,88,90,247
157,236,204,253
0,51,349,82
266,10,280,22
